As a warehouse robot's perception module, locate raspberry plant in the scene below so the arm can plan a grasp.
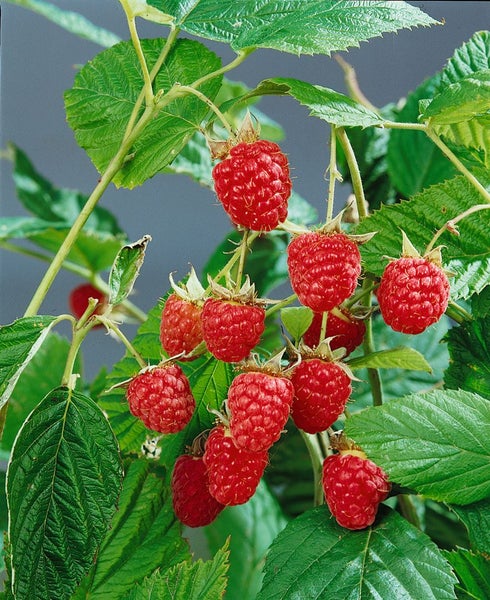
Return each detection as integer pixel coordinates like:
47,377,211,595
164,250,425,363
1,2,490,599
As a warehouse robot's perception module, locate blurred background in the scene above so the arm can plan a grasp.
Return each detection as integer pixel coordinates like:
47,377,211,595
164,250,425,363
1,1,488,379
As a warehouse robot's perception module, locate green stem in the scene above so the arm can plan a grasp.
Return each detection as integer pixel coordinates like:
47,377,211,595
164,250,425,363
173,84,234,136
209,231,260,288
62,317,92,387
425,203,490,254
382,120,428,132
99,317,147,368
264,293,297,318
234,229,250,291
299,430,325,507
326,125,338,222
126,15,153,106
360,284,384,407
397,495,422,529
336,127,368,220
445,300,472,324
334,55,379,113
190,49,255,90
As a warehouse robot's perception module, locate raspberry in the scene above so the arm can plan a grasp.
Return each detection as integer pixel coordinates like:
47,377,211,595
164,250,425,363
203,424,268,506
303,309,366,356
201,298,265,363
290,358,352,434
287,231,361,312
377,257,450,334
227,371,294,452
322,452,390,530
69,283,107,324
212,140,292,232
160,293,203,360
126,364,195,434
171,454,225,528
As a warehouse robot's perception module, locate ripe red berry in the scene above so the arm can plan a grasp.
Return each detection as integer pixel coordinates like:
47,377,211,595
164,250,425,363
212,139,292,232
203,424,268,506
227,371,294,452
126,364,195,434
171,454,225,528
287,231,361,312
160,293,203,360
377,257,450,334
201,298,265,363
303,310,366,356
290,358,352,434
322,452,390,530
69,283,107,323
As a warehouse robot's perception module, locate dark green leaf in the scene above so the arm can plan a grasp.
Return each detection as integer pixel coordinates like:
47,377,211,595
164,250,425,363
7,387,123,600
443,549,490,600
471,286,490,318
205,481,288,600
346,389,490,505
148,0,436,56
355,175,490,300
420,500,469,551
64,38,222,189
0,316,58,411
452,497,490,554
109,235,151,306
258,505,456,599
73,458,189,599
444,316,490,399
348,346,432,372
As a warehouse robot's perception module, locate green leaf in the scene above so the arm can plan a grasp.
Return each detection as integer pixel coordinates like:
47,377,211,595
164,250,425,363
258,505,456,599
7,387,123,600
444,316,490,399
471,286,490,318
452,497,490,554
205,481,288,600
148,0,436,56
443,549,490,600
0,316,58,412
122,543,229,600
0,332,81,452
346,389,490,505
348,346,432,372
64,38,222,189
354,175,490,300
440,31,490,86
73,458,189,599
3,0,121,47
109,235,151,306
280,307,313,342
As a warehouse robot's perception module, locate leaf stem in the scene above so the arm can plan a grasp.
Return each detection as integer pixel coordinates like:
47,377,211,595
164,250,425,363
334,54,379,113
445,301,472,324
98,317,147,368
425,203,490,254
190,49,255,91
125,15,153,106
381,121,428,131
336,127,368,220
264,294,297,318
174,84,234,136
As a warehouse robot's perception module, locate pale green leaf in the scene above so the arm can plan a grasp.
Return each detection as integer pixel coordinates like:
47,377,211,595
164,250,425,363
7,387,123,600
64,38,222,189
0,316,58,411
148,0,436,56
280,307,313,342
257,505,456,599
434,116,490,168
440,31,490,87
443,549,490,600
348,346,432,372
109,235,151,306
346,389,490,505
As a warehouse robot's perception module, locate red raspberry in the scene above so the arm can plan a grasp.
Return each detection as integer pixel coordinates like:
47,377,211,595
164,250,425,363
212,140,292,231
160,293,203,360
377,257,450,334
202,425,268,506
227,371,294,452
303,310,366,356
290,358,352,434
322,452,390,530
69,283,107,324
126,364,195,434
171,454,225,527
287,231,361,312
201,298,265,363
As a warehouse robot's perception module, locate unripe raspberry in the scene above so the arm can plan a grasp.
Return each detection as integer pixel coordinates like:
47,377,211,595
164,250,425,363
228,371,294,452
126,364,195,434
287,231,361,312
203,425,268,506
290,358,352,434
322,452,390,530
160,293,203,360
377,257,450,334
303,309,366,356
212,140,292,231
171,454,225,528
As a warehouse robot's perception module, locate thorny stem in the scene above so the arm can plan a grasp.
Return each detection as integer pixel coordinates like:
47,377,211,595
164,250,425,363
98,317,147,368
336,128,368,220
299,430,325,507
425,204,490,254
174,85,234,136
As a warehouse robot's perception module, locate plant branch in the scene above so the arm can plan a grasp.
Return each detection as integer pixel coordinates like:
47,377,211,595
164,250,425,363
98,317,147,368
125,15,153,106
326,125,340,222
334,54,379,113
336,127,368,220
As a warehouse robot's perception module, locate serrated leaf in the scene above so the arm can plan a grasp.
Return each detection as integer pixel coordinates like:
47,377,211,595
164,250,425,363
440,31,490,86
0,316,58,412
64,38,222,189
280,307,313,342
348,346,432,372
3,0,121,47
109,235,151,305
346,389,490,505
73,458,189,599
471,286,490,318
355,175,490,299
258,505,456,600
451,497,490,554
436,115,490,169
444,316,490,399
443,549,490,600
205,481,288,600
6,387,123,600
148,0,436,56
122,543,228,600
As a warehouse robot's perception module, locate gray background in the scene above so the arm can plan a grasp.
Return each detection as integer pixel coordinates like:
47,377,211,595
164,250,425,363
1,1,488,379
